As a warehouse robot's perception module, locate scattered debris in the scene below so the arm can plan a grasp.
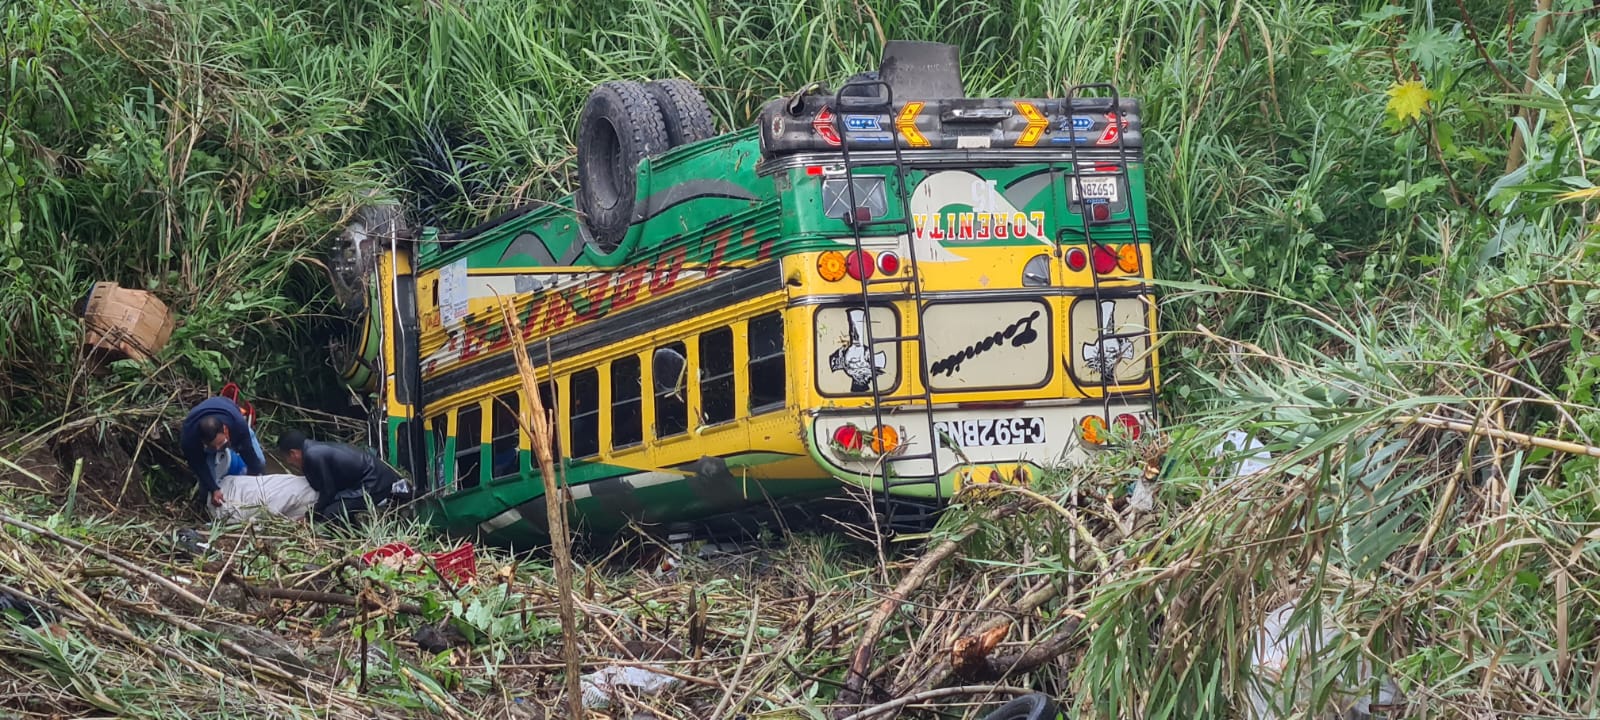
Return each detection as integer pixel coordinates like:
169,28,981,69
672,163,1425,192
579,665,683,709
1247,601,1403,720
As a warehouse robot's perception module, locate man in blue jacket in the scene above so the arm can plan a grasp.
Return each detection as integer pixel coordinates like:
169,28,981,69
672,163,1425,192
181,397,267,508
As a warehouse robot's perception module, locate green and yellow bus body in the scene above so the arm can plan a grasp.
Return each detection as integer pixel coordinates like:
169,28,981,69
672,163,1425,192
340,67,1157,547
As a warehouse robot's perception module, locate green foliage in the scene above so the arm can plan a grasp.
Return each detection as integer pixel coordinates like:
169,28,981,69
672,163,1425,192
2,0,1599,717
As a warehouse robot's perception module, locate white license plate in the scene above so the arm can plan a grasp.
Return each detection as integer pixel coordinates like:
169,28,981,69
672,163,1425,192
933,417,1046,448
1069,177,1119,203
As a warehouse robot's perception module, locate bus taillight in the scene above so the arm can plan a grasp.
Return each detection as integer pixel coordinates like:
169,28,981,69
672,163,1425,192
1091,245,1118,274
845,250,875,280
1113,413,1143,440
1065,247,1088,271
876,252,900,275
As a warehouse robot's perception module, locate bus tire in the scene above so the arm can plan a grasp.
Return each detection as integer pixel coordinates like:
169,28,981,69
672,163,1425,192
643,79,717,147
978,693,1059,720
576,80,671,253
332,201,408,317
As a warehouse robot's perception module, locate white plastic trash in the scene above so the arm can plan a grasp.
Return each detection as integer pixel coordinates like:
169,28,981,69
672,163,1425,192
1247,602,1402,720
1215,429,1272,479
579,665,682,709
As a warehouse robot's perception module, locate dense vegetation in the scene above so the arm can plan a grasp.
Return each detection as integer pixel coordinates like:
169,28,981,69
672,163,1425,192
4,0,1600,718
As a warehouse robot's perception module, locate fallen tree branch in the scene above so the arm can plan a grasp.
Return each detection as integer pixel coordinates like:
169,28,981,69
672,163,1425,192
227,575,425,616
834,684,1040,720
0,512,216,612
1395,414,1600,458
836,498,1021,711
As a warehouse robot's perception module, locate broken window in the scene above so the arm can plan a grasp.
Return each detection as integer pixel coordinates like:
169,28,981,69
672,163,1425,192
538,380,561,460
455,403,482,490
430,415,448,487
611,355,643,449
570,369,600,458
699,327,735,425
490,392,520,481
653,342,689,438
749,312,786,411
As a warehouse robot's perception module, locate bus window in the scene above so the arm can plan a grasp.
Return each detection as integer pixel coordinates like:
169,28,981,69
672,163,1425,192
570,369,600,457
538,380,561,458
490,392,520,481
653,342,689,438
749,312,785,411
699,327,735,425
611,355,643,449
455,403,483,489
430,415,448,487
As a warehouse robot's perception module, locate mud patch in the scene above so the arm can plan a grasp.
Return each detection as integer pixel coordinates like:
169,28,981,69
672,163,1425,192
47,427,155,511
0,435,66,495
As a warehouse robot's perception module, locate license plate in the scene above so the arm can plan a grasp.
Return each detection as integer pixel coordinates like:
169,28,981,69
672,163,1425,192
1069,177,1119,203
933,417,1046,448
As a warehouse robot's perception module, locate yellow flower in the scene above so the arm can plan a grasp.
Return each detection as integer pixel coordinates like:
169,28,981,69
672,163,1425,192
1386,80,1435,123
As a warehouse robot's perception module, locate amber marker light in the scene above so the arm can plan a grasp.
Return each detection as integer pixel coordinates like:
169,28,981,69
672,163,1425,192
818,251,847,281
1014,101,1048,147
871,425,901,454
896,102,930,148
1117,244,1140,273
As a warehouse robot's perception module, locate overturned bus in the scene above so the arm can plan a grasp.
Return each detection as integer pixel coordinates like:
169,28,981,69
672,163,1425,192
326,41,1159,547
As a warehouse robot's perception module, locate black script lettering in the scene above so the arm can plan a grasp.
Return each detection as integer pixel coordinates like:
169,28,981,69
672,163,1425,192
930,310,1042,378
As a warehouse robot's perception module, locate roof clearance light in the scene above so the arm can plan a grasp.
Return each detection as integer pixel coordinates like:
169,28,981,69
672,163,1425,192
818,251,847,281
1091,245,1118,274
805,165,824,176
1096,112,1122,145
877,251,900,275
814,107,843,146
844,249,875,280
1117,244,1140,273
1065,247,1088,271
1015,101,1048,147
896,102,931,148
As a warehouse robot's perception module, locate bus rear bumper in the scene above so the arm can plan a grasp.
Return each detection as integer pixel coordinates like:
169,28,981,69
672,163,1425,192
805,399,1155,499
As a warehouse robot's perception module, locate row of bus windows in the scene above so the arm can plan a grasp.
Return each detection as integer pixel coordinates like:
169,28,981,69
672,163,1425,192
431,312,786,490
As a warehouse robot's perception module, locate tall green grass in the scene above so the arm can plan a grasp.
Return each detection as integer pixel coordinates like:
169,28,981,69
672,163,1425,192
3,0,1599,716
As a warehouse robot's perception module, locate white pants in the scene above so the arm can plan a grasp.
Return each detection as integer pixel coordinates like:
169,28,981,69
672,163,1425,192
209,474,319,523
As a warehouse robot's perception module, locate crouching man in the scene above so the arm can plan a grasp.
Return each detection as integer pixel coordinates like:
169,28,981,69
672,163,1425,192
276,430,404,525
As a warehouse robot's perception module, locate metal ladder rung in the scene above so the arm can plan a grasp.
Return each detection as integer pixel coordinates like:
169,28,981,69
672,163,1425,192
851,218,912,230
873,391,932,404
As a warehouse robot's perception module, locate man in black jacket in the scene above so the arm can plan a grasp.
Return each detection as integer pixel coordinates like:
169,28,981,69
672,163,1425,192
276,430,401,524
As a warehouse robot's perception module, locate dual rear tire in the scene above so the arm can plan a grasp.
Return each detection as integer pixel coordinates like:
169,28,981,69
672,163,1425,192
576,79,718,252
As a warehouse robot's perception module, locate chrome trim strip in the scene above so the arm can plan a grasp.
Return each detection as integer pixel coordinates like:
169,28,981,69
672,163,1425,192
756,149,1144,176
787,286,1152,306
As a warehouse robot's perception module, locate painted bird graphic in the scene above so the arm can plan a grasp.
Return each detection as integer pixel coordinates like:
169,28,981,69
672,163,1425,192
829,307,887,392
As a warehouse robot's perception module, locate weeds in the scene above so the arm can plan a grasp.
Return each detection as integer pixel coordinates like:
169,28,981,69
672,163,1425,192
3,0,1600,717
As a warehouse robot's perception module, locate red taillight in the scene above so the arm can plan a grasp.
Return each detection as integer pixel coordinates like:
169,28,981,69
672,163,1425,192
1065,247,1088,271
877,251,900,275
989,469,1002,484
844,250,875,280
1090,203,1111,222
1114,413,1142,440
832,424,863,450
1091,245,1118,274
814,107,842,146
